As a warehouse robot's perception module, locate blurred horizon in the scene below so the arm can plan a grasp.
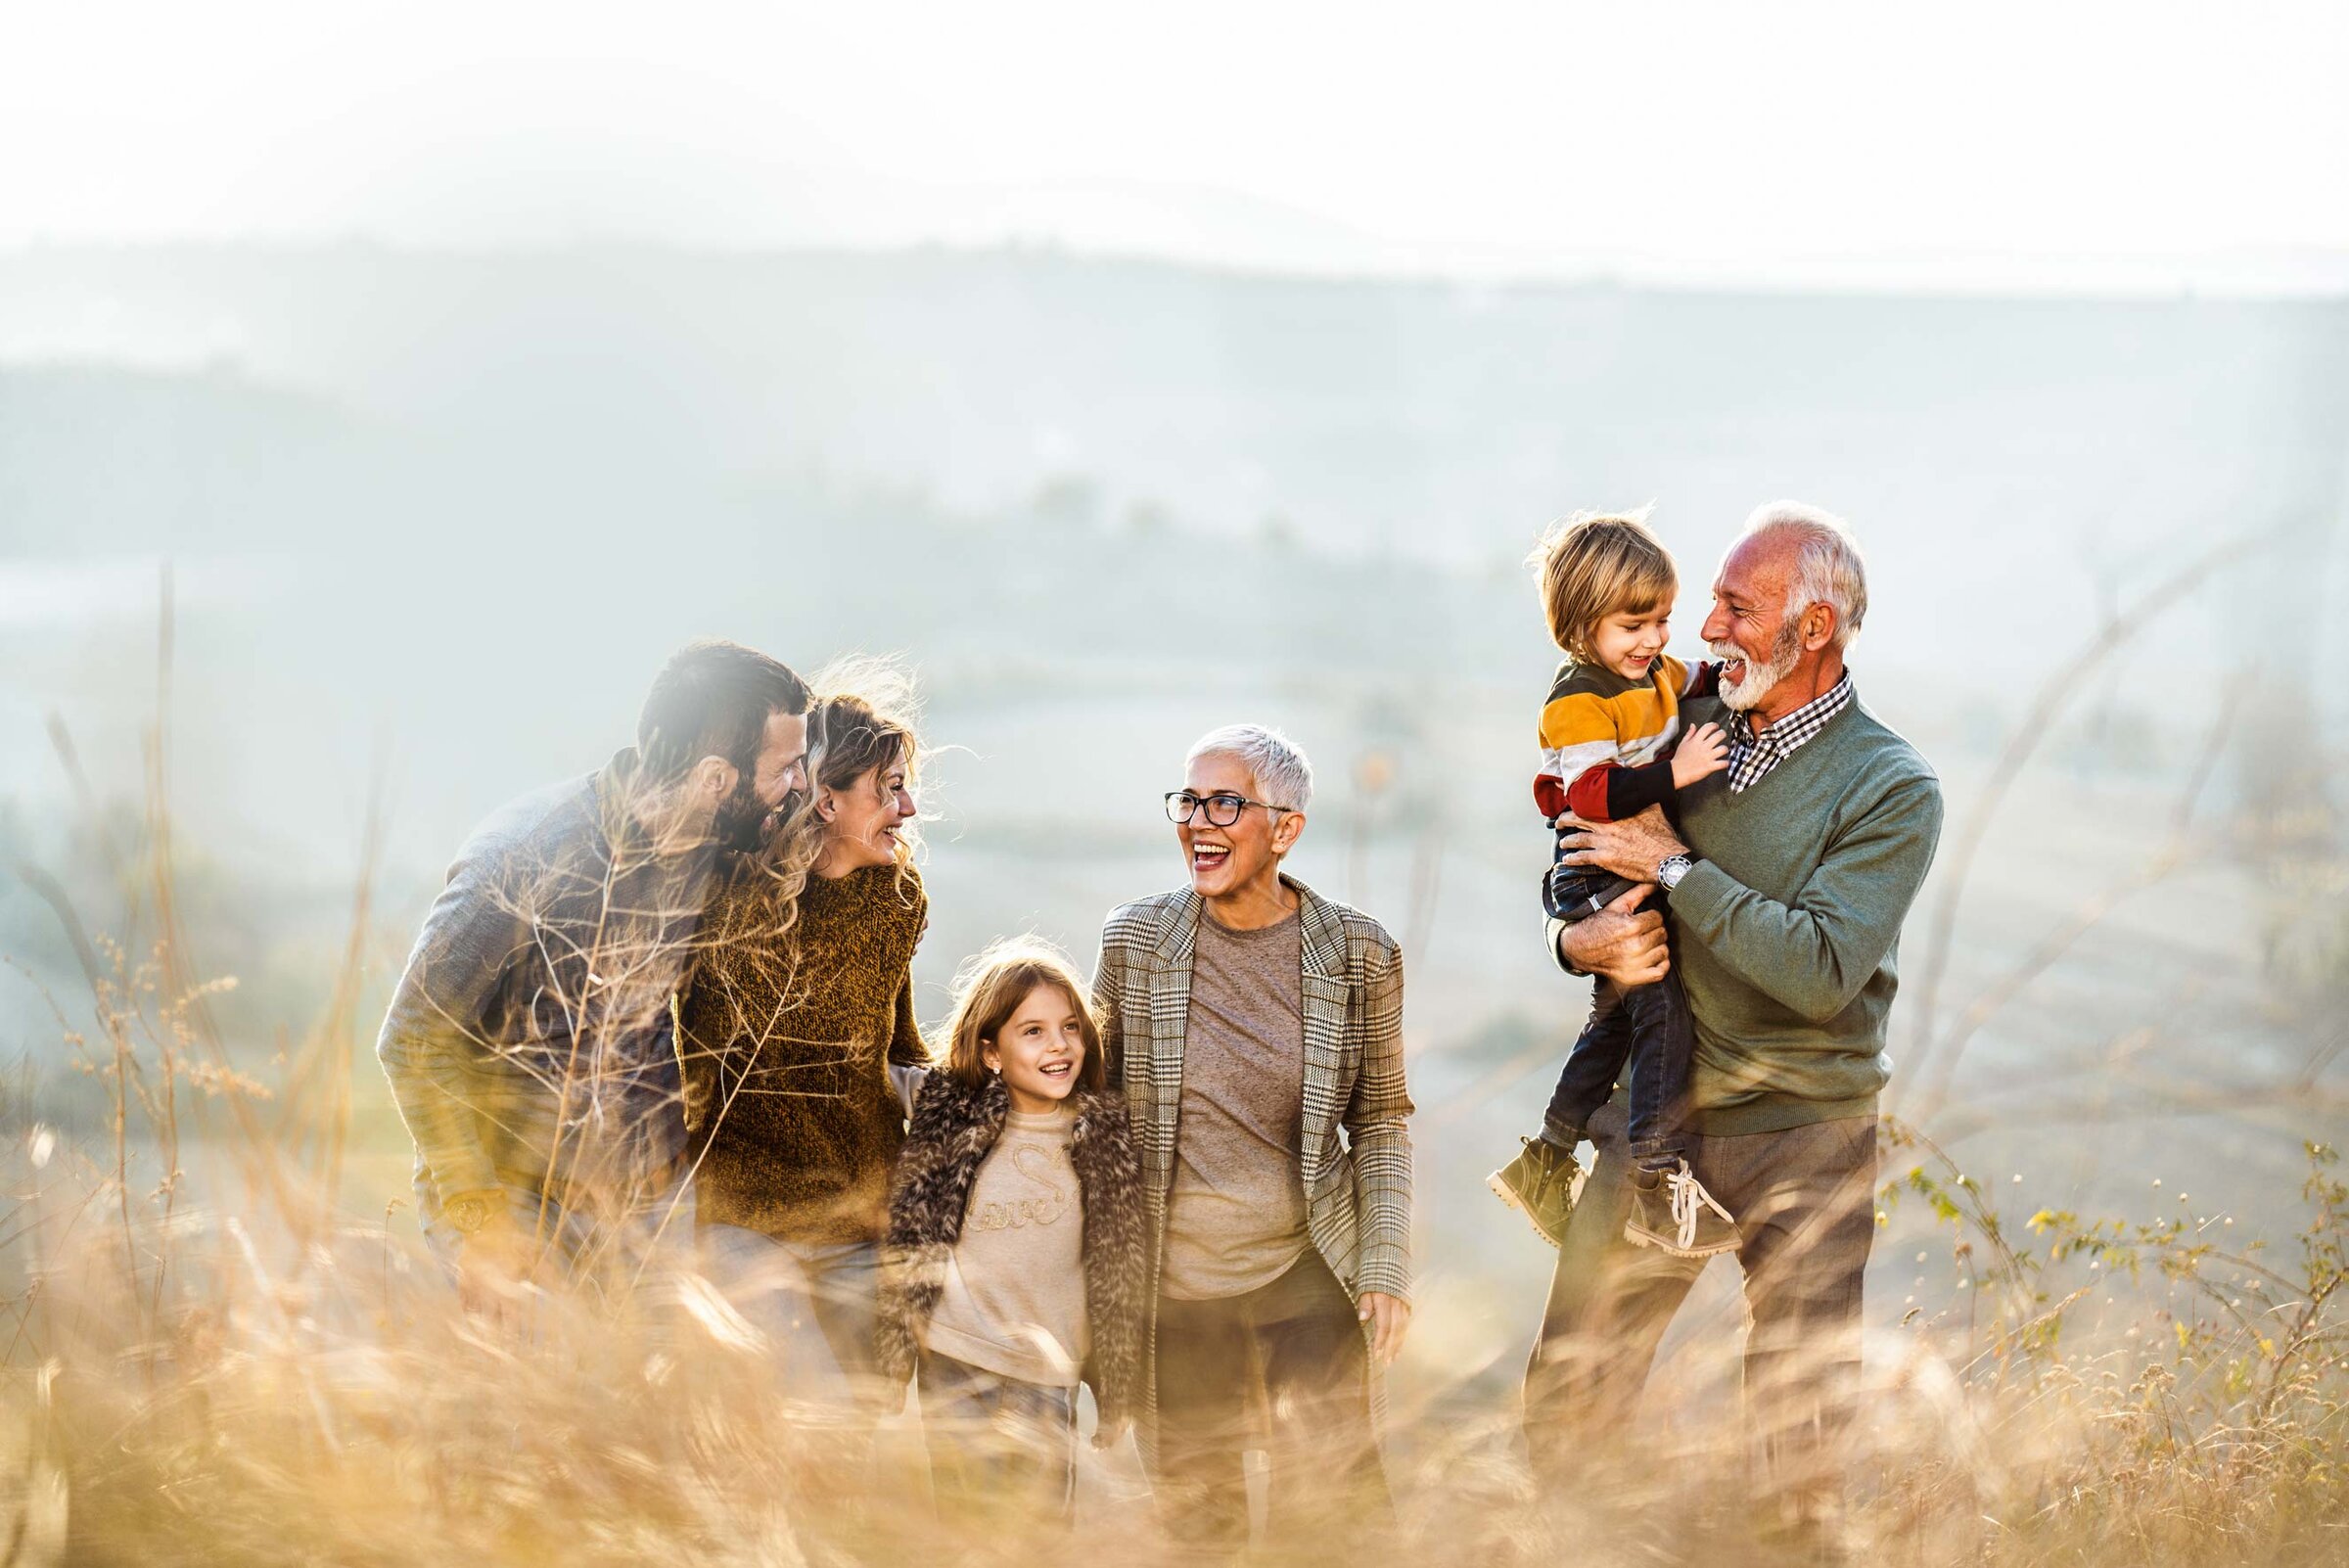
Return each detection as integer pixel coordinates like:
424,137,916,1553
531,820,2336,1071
13,233,2349,302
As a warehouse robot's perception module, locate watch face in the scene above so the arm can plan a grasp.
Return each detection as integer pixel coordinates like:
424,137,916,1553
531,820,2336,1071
444,1196,487,1234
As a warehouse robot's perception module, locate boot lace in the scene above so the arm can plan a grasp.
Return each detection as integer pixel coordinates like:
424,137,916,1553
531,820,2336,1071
1666,1165,1735,1251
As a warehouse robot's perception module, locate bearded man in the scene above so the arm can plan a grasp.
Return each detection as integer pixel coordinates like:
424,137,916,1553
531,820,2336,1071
378,638,811,1313
1521,503,1943,1534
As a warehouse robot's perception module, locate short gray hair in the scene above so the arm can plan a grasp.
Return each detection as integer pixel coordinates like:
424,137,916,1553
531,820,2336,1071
1743,500,1867,649
1185,723,1314,815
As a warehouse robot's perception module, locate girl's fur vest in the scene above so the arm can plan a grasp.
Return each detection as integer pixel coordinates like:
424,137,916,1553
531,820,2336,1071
877,1071,1148,1432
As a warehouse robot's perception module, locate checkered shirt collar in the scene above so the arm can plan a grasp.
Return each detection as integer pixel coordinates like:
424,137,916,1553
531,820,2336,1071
1724,670,1854,793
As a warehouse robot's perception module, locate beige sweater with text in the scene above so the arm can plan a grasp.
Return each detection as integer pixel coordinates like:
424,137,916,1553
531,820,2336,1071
922,1105,1090,1386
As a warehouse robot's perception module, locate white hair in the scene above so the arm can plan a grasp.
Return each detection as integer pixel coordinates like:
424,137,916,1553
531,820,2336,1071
1742,500,1867,650
1185,723,1314,814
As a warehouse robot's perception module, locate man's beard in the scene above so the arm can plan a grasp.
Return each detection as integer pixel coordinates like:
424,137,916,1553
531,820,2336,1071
1712,615,1805,713
713,776,775,852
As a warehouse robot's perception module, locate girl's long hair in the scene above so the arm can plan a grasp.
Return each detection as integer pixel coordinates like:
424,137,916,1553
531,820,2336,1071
937,937,1106,1092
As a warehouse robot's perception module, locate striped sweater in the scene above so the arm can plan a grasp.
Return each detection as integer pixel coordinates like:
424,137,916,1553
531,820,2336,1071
1533,656,1722,823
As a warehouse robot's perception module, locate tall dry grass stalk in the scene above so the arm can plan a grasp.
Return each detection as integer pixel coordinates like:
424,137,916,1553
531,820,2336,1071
1900,528,2283,1123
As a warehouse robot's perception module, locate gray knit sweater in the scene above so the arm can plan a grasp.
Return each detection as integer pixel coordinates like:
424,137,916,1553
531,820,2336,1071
375,750,714,1227
1665,690,1944,1135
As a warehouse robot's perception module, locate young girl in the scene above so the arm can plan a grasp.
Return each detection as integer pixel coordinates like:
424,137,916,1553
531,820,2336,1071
877,939,1146,1522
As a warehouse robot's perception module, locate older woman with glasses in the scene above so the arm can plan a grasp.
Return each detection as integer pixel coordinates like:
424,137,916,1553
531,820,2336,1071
1093,723,1414,1559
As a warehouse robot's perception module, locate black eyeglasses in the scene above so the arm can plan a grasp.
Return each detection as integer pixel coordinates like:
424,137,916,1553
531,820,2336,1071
1164,790,1295,828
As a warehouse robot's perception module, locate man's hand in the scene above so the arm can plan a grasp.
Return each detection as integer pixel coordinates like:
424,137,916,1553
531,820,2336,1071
454,1211,539,1325
1672,721,1729,789
1559,804,1690,886
1358,1291,1412,1366
1556,883,1671,986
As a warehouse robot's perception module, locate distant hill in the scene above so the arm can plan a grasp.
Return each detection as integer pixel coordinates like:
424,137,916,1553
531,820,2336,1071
2,243,2343,859
4,244,2343,585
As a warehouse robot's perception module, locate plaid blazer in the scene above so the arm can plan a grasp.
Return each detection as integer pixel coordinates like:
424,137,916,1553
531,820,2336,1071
1092,876,1414,1436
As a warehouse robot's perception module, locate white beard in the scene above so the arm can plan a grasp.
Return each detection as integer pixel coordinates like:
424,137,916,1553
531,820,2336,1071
1711,624,1802,713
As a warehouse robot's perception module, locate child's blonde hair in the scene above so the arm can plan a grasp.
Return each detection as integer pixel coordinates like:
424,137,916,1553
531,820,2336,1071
1526,506,1678,663
937,936,1107,1091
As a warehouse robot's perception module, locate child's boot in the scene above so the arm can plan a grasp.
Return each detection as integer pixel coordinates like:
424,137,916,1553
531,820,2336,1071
1488,1135,1582,1248
1625,1159,1740,1258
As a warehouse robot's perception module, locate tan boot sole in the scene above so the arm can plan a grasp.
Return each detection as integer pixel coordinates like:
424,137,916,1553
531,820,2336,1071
1487,1170,1566,1250
1622,1220,1741,1259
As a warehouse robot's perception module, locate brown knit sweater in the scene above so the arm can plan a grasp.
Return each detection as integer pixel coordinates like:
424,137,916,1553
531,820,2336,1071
677,861,928,1243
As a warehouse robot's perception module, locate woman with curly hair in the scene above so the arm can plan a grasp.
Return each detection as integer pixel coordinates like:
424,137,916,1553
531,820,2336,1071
676,667,927,1405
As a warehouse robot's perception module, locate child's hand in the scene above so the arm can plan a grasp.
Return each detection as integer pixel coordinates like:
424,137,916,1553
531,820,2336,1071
1672,722,1729,789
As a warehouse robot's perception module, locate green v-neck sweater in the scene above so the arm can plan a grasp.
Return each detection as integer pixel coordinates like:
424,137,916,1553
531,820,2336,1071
1665,691,1944,1137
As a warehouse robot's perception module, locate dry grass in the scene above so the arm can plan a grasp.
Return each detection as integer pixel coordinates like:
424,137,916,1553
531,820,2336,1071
4,858,2342,1568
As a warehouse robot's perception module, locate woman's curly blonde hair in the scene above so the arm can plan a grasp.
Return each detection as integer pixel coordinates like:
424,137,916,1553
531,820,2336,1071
723,655,926,975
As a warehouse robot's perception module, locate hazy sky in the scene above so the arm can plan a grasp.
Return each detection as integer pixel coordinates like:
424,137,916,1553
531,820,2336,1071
7,1,2347,287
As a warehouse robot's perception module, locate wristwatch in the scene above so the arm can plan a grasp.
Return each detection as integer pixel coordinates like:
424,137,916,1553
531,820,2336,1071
1656,853,1694,891
441,1191,497,1236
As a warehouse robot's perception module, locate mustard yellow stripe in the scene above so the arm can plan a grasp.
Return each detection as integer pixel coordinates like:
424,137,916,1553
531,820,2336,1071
1538,686,1674,750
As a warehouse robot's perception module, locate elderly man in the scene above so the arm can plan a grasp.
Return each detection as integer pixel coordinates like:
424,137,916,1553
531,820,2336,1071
1521,503,1942,1530
378,638,811,1314
1094,723,1413,1559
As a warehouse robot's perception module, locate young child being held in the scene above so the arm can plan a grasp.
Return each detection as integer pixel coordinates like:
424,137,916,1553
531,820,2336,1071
1487,508,1741,1260
877,938,1147,1523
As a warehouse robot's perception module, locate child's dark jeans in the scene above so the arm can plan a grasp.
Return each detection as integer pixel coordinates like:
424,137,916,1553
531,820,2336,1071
1543,852,1640,925
1542,856,1695,1173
